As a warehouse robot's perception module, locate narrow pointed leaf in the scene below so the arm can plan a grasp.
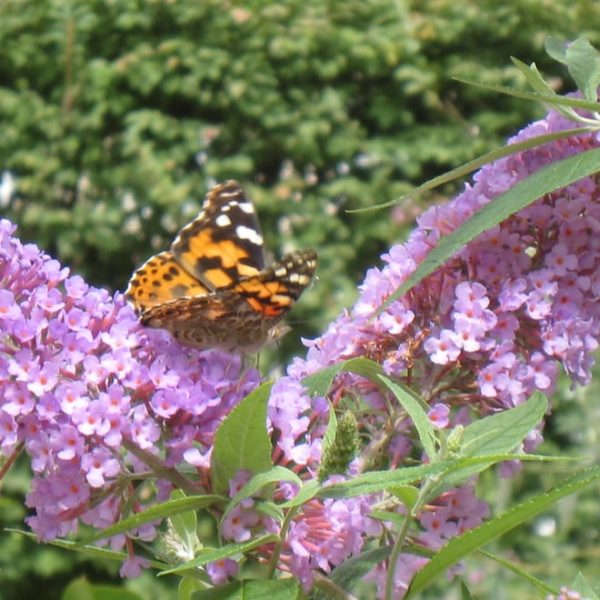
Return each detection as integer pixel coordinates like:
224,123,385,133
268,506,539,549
406,467,600,597
545,37,568,63
314,546,391,600
192,578,300,600
302,357,385,397
78,495,222,545
349,127,592,213
8,529,168,570
169,490,199,555
453,78,600,112
320,453,561,499
572,573,600,599
510,57,558,96
379,375,436,460
222,466,302,521
378,146,600,314
461,393,547,457
565,37,600,102
161,534,279,575
479,549,555,595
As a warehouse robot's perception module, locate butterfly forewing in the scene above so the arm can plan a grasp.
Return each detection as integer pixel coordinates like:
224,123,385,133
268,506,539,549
171,180,265,290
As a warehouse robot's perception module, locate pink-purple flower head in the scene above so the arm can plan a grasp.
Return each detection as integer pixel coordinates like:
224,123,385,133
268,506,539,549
258,108,600,595
0,219,259,545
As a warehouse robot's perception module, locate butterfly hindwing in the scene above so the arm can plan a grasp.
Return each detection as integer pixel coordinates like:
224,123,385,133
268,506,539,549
229,249,318,318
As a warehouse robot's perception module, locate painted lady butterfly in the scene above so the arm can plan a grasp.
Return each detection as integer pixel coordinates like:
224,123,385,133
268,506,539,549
125,180,317,352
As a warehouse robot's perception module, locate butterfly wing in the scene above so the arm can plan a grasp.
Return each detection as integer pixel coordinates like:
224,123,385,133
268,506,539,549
228,249,318,319
139,249,318,351
171,180,266,290
125,251,210,313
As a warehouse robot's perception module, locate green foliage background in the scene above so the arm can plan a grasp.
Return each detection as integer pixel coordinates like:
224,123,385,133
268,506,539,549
2,1,600,598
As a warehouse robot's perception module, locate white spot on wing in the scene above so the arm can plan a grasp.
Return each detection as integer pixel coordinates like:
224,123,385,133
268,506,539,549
236,225,263,245
238,202,255,214
216,214,232,227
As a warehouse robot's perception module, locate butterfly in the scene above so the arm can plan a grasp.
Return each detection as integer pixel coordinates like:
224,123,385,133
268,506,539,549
125,180,317,352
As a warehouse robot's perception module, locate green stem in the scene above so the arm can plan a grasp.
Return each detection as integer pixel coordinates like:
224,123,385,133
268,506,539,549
266,505,299,578
313,572,360,600
385,434,449,600
121,438,200,496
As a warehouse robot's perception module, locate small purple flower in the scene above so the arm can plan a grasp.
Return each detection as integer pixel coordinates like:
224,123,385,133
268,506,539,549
119,555,150,578
206,558,239,585
428,403,450,428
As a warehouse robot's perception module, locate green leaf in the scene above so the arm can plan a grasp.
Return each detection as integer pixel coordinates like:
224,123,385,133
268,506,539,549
566,37,600,102
437,392,547,490
302,357,385,397
61,578,95,600
169,490,199,557
319,453,559,499
572,573,600,599
320,401,338,458
192,578,300,600
379,375,437,460
255,499,284,522
406,466,600,597
211,382,273,494
460,393,547,457
438,393,547,490
179,577,206,600
459,581,473,600
78,495,223,545
388,485,419,511
510,57,558,97
479,549,555,595
279,480,321,509
62,578,144,600
545,37,568,63
369,510,406,526
161,535,279,575
314,546,391,600
6,529,171,569
379,146,600,314
222,466,302,521
453,77,600,112
350,127,594,214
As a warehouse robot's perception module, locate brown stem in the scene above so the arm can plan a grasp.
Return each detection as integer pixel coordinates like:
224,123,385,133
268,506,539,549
0,442,24,482
121,438,201,496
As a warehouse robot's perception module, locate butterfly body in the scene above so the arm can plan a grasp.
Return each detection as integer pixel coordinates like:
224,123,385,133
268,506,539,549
125,181,317,352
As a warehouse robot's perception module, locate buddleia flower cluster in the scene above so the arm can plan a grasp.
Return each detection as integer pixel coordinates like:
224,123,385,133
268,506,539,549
257,108,600,594
0,219,258,575
2,100,599,595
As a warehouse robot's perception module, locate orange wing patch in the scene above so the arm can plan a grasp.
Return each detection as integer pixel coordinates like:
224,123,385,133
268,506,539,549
125,251,210,311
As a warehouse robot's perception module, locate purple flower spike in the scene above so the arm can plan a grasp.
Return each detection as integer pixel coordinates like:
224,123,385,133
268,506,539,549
259,106,600,596
0,219,259,555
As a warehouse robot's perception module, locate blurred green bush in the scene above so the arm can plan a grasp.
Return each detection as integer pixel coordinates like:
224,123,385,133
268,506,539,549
4,0,597,356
